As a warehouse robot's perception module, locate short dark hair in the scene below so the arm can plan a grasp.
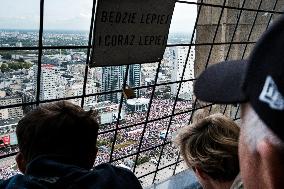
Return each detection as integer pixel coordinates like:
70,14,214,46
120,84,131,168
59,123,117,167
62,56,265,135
16,101,99,168
175,114,240,182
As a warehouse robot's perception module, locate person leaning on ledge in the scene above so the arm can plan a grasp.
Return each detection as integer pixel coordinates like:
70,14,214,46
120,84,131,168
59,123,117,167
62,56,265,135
0,101,142,189
175,114,242,189
193,14,284,189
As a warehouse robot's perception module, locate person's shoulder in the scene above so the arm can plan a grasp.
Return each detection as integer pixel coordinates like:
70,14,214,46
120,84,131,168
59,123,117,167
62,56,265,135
93,163,142,189
0,174,25,189
0,176,16,188
94,163,132,174
94,163,138,179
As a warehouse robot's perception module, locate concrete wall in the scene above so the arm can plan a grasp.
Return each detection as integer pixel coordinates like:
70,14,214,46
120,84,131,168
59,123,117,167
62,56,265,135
194,0,284,117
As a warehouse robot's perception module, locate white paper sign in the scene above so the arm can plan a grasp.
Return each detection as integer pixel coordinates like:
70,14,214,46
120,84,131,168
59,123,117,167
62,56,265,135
90,0,176,67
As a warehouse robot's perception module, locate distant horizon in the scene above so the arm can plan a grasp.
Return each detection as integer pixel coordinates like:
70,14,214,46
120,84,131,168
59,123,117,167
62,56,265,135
0,28,89,32
0,28,192,34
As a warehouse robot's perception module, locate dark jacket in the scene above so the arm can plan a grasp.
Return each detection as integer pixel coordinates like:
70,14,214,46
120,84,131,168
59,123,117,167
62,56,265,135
0,156,142,189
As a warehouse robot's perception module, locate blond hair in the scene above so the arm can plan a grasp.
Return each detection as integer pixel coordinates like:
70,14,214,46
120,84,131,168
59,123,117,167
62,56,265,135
175,114,240,181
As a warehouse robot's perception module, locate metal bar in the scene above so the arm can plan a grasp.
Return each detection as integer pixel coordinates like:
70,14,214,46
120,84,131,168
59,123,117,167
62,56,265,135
98,103,215,135
81,0,97,107
133,61,162,172
35,0,45,105
0,139,168,162
234,104,241,120
166,41,256,47
222,0,247,115
265,0,279,30
172,98,199,174
0,46,89,51
176,0,284,15
112,142,170,162
138,158,184,179
109,65,130,162
233,117,241,121
224,0,247,61
0,152,17,159
153,0,221,182
0,103,219,162
172,151,181,176
0,41,256,51
157,0,228,183
221,0,267,115
0,140,169,162
204,0,228,70
0,79,197,110
241,0,264,60
172,0,205,175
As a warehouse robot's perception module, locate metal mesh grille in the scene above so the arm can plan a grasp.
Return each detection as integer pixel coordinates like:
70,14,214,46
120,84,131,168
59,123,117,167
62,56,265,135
0,0,283,187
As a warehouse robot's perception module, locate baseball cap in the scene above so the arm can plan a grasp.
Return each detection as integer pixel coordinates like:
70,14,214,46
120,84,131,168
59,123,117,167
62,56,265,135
194,15,284,141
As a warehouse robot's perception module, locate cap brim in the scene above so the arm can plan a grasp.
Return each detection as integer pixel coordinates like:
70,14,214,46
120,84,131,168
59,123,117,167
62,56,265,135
194,60,249,104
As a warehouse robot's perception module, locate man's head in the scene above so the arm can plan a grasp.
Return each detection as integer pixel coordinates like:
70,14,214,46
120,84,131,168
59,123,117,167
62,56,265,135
193,15,284,188
16,101,99,172
175,114,240,189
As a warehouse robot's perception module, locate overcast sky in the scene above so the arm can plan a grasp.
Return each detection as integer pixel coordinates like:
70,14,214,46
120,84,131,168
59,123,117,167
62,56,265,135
0,0,196,33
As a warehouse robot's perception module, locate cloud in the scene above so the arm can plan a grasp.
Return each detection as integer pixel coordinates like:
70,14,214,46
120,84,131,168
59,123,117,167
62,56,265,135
0,17,39,29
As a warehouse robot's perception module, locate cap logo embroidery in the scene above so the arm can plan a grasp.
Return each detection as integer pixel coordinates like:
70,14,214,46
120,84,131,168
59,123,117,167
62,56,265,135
259,76,284,110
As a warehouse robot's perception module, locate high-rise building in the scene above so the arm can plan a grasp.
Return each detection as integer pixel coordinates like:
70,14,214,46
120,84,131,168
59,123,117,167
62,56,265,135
128,64,141,97
0,109,9,120
100,65,141,103
100,66,125,103
34,64,58,100
0,96,23,120
170,46,194,100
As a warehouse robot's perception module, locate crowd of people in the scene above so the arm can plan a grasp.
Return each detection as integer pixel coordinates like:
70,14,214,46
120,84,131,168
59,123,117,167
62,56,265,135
0,98,193,181
0,161,20,180
96,99,192,164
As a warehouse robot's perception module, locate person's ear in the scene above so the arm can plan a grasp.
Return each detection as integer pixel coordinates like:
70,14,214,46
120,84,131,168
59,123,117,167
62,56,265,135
257,139,284,188
257,138,272,158
16,152,27,174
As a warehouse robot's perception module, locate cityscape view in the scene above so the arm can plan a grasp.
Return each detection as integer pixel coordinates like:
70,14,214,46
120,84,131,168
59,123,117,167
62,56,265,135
0,29,195,187
0,0,279,188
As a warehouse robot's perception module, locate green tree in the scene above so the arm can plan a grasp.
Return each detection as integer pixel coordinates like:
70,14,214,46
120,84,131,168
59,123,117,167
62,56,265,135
23,62,33,69
6,62,32,70
136,156,150,165
97,139,110,147
1,53,12,59
0,63,9,72
163,93,171,99
155,91,162,96
8,62,20,70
